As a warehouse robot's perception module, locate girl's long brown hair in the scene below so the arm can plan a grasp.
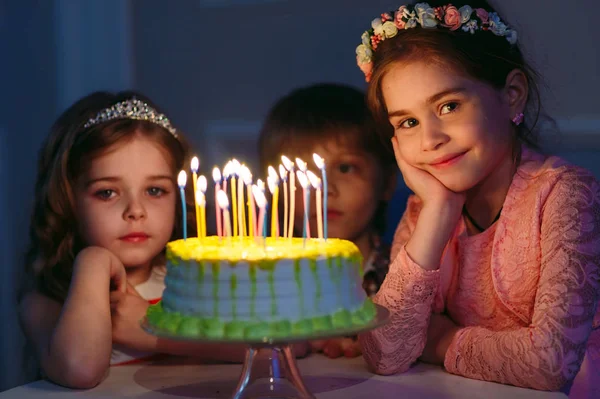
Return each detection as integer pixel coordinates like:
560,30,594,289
23,91,195,303
367,0,546,151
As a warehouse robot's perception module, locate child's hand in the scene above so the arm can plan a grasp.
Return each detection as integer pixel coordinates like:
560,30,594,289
311,338,361,358
420,313,461,366
73,246,127,292
110,283,152,349
391,136,465,210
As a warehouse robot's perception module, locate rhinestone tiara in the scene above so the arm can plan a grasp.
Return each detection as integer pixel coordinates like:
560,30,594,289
83,98,177,137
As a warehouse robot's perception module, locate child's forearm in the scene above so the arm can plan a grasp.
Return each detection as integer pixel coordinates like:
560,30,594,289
44,266,113,388
359,245,440,375
405,200,461,271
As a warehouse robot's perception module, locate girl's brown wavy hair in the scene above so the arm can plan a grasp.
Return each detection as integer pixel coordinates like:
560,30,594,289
23,91,195,303
366,0,545,153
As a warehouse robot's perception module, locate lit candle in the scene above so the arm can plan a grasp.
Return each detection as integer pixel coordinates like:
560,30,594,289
198,175,207,238
190,157,200,238
281,156,295,238
267,166,280,238
296,170,311,244
222,161,232,237
295,157,307,173
252,184,267,244
279,164,288,238
240,165,254,238
237,164,247,237
231,159,240,237
177,170,188,240
217,190,232,238
306,170,323,240
313,153,327,240
212,167,223,238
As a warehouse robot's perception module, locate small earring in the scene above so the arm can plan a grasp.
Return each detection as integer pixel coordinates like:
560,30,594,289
512,112,524,126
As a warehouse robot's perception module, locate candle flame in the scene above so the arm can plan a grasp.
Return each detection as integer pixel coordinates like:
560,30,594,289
231,159,241,175
195,188,206,206
177,170,187,187
267,175,278,194
223,161,233,178
296,170,309,189
278,164,287,180
256,179,265,191
216,190,230,209
267,166,279,184
191,156,199,173
198,175,208,192
281,155,294,171
295,157,307,172
240,165,252,185
306,170,321,189
212,167,221,183
252,184,267,208
313,153,325,169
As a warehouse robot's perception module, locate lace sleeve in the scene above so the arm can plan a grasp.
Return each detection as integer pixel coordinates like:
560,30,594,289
359,196,440,375
444,172,600,391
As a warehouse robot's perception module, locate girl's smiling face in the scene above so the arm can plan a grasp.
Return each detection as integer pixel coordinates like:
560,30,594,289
382,60,515,193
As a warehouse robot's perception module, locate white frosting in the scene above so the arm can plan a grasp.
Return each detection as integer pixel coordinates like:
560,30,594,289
162,256,366,322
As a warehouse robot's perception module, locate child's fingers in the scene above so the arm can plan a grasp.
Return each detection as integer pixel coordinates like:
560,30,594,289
310,340,326,352
126,283,141,297
341,338,361,358
323,340,343,358
108,254,127,293
109,290,124,310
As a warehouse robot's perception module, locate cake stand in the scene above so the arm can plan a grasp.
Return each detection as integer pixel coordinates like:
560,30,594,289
142,304,389,399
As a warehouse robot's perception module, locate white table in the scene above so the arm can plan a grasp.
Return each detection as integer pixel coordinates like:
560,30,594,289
0,355,567,398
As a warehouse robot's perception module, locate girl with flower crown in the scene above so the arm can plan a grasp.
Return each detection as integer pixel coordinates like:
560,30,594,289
356,1,599,396
18,92,308,389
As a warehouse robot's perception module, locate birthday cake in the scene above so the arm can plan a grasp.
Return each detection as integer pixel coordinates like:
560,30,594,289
146,236,376,340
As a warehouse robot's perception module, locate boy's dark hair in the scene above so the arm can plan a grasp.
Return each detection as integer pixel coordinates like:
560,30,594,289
258,83,395,234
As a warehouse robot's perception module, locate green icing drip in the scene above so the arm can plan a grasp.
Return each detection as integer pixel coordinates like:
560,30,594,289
162,312,182,333
212,262,219,317
268,268,277,316
202,318,225,338
258,259,276,271
312,315,333,332
198,261,205,286
309,259,321,311
224,321,245,339
353,254,363,276
291,319,312,335
335,257,342,308
146,298,376,340
245,322,270,340
178,318,203,337
351,300,377,326
230,273,238,319
294,259,304,317
269,320,291,338
249,265,257,317
332,309,352,329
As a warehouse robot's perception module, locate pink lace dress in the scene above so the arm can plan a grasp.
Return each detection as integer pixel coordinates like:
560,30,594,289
359,147,600,398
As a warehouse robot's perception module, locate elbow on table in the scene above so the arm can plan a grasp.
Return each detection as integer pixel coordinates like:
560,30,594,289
528,375,570,392
362,351,411,376
44,358,109,389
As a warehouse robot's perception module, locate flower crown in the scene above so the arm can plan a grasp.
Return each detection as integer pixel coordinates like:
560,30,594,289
356,3,518,82
83,98,177,137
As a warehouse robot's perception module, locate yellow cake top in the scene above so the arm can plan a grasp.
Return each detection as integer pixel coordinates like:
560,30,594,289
167,236,361,263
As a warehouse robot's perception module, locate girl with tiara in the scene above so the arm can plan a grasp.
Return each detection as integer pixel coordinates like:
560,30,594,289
356,1,599,396
18,92,294,388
